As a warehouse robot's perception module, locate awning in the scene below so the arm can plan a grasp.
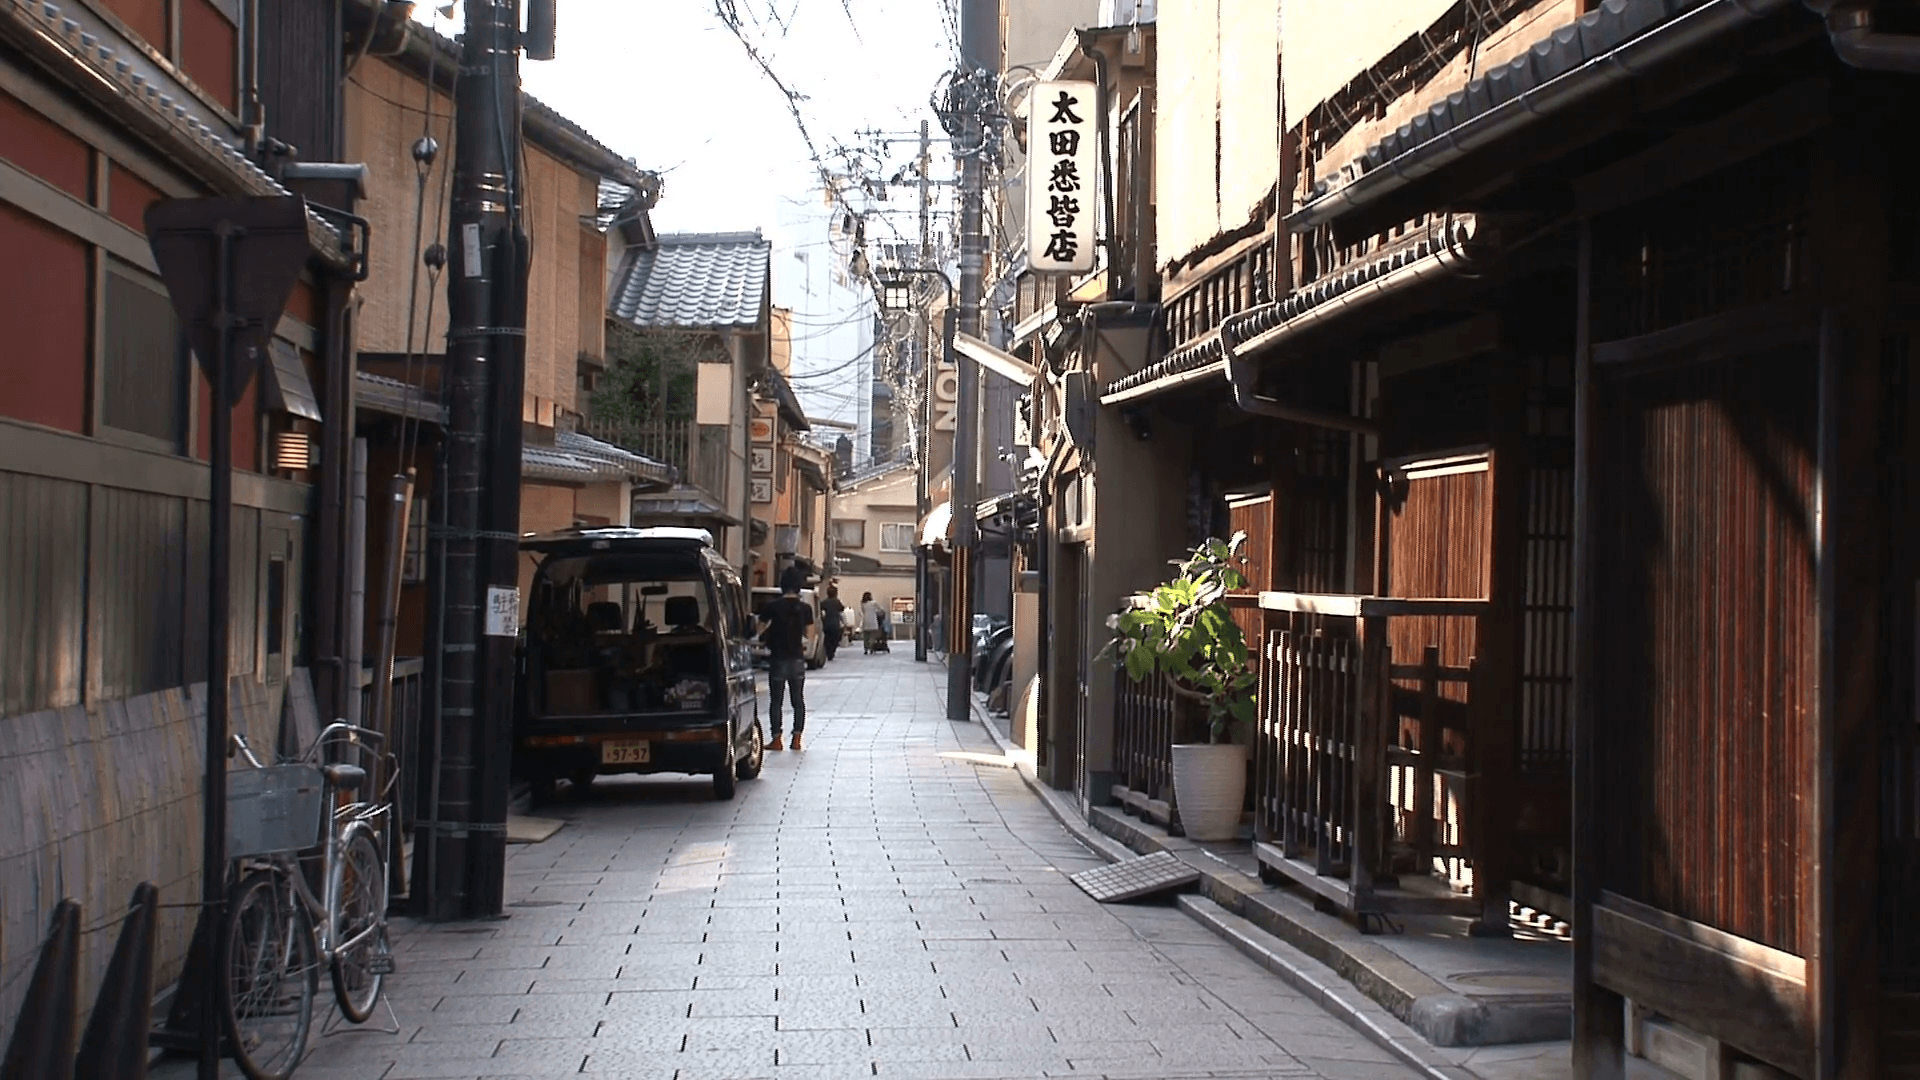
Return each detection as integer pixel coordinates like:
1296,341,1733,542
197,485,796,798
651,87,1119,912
954,331,1036,387
263,340,321,421
918,500,953,548
1102,216,1485,405
356,371,447,426
633,487,742,530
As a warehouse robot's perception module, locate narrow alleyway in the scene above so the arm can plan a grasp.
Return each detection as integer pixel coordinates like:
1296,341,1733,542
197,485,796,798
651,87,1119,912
162,652,1419,1080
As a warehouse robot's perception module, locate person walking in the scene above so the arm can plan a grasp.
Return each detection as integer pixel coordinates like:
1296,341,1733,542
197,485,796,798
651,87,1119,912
819,585,846,662
758,580,817,751
859,591,883,654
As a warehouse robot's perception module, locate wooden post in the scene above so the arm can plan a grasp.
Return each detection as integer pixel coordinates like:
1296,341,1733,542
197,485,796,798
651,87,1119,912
1413,645,1440,878
1351,613,1387,910
1570,219,1626,1080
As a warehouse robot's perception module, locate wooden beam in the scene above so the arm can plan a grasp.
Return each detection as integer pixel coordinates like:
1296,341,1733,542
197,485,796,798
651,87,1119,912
1570,217,1626,1080
1592,895,1810,1079
1573,77,1830,218
1808,109,1887,1076
1257,592,1492,618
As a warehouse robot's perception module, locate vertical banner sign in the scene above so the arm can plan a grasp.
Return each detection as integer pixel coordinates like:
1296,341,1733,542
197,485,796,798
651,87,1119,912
485,586,519,637
1028,80,1098,274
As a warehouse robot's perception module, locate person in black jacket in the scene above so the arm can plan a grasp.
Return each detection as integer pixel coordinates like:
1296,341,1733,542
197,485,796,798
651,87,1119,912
819,585,846,662
757,581,816,751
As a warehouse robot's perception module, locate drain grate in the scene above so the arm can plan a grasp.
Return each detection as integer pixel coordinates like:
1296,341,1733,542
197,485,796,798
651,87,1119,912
1069,851,1200,903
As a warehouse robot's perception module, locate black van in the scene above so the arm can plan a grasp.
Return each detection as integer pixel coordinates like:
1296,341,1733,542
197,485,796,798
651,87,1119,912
514,526,763,804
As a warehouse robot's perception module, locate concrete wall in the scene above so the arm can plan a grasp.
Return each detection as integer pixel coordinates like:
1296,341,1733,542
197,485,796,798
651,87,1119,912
830,467,919,577
0,675,295,1052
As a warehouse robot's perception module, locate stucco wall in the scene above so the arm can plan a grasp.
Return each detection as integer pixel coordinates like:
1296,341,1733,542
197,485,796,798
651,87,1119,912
1279,0,1456,122
344,57,454,357
1306,0,1578,184
346,59,605,433
1155,0,1217,267
516,482,577,617
1156,0,1278,268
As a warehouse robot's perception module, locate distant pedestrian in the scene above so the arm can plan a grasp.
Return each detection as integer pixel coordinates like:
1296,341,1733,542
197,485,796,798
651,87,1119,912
819,585,846,662
860,591,884,654
757,580,816,751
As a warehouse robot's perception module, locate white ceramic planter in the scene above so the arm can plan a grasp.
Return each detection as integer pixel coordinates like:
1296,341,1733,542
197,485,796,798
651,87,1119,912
1171,742,1248,842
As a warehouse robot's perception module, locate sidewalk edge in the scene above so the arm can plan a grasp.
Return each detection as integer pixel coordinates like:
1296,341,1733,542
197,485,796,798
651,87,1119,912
965,694,1490,1080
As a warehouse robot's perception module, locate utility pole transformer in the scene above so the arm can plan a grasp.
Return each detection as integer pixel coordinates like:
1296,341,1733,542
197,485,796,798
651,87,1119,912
420,0,540,921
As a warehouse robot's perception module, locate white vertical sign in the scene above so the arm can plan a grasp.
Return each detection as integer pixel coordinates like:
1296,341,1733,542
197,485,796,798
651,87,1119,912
1027,80,1099,274
485,586,519,638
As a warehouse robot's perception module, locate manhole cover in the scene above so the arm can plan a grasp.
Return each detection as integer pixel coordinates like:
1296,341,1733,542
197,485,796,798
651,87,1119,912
1448,970,1565,994
1069,851,1199,903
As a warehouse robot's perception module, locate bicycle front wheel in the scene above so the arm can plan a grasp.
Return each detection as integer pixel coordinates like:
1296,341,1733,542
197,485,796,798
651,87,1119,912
328,826,389,1023
222,868,316,1080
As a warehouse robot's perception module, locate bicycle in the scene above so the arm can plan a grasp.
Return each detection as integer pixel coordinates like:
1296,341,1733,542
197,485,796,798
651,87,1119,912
220,722,398,1080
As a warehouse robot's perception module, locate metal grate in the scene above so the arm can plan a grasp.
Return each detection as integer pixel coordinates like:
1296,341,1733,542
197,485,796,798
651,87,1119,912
1069,851,1200,903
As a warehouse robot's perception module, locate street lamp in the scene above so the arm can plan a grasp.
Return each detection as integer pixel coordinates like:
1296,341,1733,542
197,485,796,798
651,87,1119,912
876,268,972,724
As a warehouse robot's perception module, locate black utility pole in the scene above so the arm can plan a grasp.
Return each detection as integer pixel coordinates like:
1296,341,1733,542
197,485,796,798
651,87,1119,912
947,0,998,723
423,0,539,921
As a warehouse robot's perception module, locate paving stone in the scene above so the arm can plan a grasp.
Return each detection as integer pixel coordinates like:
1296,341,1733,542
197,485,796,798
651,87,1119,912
246,655,1431,1080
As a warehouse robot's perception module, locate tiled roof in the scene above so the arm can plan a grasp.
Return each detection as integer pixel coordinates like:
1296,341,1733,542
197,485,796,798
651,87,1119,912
555,429,675,487
355,372,447,426
522,430,676,487
609,232,771,329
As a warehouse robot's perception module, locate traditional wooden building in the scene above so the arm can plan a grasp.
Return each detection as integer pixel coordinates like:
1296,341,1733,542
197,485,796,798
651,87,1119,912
1039,0,1920,1076
0,0,368,1038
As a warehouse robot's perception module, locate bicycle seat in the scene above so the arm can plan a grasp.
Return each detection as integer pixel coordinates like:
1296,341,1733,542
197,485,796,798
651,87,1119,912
321,763,367,792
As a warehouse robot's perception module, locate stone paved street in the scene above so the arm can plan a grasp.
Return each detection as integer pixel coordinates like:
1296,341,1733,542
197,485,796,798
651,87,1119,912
162,651,1420,1080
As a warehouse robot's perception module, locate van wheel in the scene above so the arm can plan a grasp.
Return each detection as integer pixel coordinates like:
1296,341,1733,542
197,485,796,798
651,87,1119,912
713,723,738,800
737,715,764,780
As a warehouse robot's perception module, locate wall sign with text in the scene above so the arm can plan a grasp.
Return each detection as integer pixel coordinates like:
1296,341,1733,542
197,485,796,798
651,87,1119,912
1028,80,1098,274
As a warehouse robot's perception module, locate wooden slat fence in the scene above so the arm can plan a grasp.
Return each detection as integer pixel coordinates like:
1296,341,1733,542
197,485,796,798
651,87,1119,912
1252,593,1499,923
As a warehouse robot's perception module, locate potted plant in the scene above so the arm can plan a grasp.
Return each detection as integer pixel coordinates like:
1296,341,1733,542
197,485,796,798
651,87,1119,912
1103,533,1258,841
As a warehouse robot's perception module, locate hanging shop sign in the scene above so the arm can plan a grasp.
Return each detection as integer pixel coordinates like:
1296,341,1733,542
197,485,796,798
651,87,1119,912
1028,80,1098,275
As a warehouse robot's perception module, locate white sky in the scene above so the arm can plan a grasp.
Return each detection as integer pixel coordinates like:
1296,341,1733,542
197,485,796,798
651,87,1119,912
415,2,955,445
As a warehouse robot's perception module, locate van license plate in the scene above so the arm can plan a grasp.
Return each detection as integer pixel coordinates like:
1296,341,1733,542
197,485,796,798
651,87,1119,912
601,740,650,765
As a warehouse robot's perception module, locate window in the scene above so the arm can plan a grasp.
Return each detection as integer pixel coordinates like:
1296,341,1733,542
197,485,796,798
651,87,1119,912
265,557,286,683
402,497,428,583
102,258,187,450
832,520,865,549
880,523,914,553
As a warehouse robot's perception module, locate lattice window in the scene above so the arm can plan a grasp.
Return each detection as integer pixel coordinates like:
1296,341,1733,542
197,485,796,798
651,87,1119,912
1590,143,1812,342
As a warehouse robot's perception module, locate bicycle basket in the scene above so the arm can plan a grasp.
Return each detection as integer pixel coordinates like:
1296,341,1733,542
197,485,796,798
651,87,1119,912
226,764,326,857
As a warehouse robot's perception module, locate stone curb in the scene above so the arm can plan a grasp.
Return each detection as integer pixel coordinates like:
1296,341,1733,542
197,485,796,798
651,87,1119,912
960,691,1478,1080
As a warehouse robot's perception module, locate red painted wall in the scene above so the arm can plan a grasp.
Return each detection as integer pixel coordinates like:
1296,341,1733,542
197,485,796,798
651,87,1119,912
180,0,238,113
0,205,88,432
109,162,164,233
99,0,167,53
0,90,91,199
196,367,261,472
